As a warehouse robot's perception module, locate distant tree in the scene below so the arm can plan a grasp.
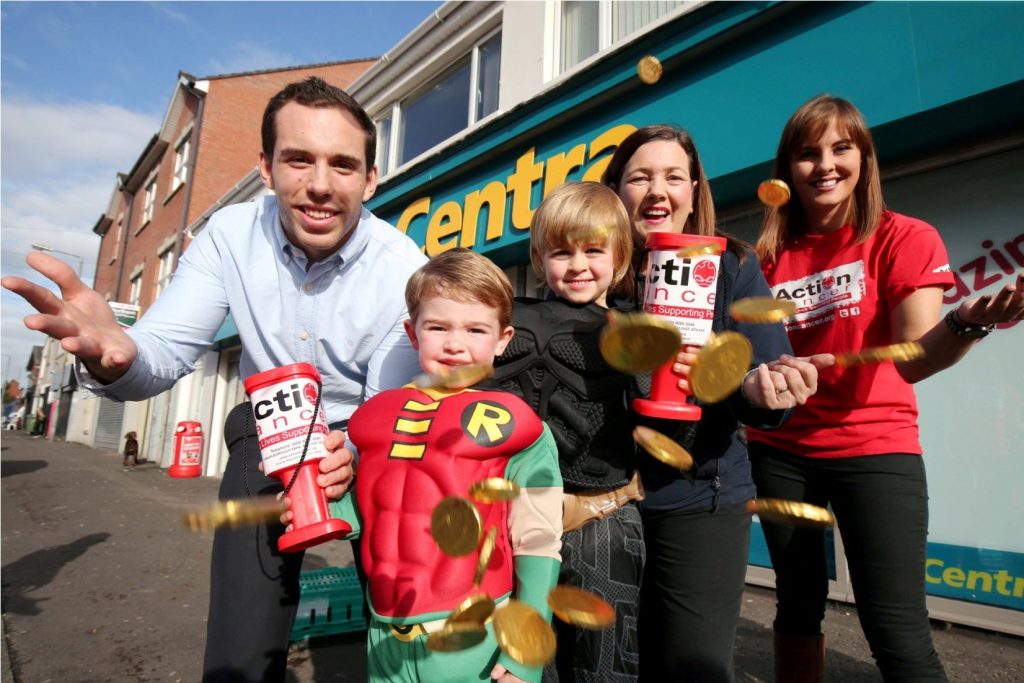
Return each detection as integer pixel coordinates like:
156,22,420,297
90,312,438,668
3,379,22,404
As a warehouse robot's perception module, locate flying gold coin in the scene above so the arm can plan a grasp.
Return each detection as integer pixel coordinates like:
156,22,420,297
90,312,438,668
757,179,791,207
182,496,288,533
548,585,615,630
426,621,488,652
448,591,496,628
834,342,925,368
730,297,797,324
469,477,521,504
676,242,724,259
599,311,681,374
747,498,834,529
689,332,754,403
412,363,494,390
633,425,695,472
474,526,498,586
637,55,663,84
431,497,483,556
493,600,557,667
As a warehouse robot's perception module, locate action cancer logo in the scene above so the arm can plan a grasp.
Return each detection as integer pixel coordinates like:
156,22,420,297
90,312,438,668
822,275,836,289
693,259,717,287
303,383,318,405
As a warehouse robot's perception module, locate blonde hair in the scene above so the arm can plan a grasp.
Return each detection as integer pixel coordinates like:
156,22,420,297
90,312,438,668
756,95,885,263
528,182,634,300
405,248,514,328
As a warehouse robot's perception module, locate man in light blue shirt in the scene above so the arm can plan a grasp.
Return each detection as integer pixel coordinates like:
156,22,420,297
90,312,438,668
4,77,427,681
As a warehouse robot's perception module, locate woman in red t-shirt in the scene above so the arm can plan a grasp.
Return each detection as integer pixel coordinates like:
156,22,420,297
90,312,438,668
748,95,1024,682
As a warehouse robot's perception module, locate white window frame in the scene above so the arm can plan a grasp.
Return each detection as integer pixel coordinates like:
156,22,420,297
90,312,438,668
554,0,688,77
376,27,502,177
154,245,175,298
142,174,157,227
171,132,191,193
128,272,143,307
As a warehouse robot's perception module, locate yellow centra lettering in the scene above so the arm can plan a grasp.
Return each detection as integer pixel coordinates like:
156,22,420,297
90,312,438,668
543,144,586,197
582,124,636,183
398,196,431,235
463,181,508,246
426,201,464,256
466,403,512,442
507,148,545,230
925,558,943,584
966,570,992,593
943,566,965,588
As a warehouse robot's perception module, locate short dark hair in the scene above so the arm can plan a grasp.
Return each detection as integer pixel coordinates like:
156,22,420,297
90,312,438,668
261,76,377,170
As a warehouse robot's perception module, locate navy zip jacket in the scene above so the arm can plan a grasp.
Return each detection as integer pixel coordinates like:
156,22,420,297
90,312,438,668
634,246,793,512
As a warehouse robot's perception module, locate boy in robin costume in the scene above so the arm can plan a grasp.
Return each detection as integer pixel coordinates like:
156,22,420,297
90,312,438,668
328,249,563,683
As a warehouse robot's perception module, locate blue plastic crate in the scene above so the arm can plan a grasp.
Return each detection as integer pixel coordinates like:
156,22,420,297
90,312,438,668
290,566,368,641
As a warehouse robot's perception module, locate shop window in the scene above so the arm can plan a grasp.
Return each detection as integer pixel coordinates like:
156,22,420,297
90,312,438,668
382,30,502,173
154,248,175,298
559,0,686,74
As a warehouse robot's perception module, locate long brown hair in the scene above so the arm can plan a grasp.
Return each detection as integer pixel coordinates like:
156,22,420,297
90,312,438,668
756,95,885,264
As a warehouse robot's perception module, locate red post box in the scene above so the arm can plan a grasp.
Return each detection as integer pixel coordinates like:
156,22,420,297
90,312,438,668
169,421,203,478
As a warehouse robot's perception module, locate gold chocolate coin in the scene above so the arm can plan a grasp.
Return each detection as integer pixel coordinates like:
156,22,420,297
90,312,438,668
548,585,615,630
757,179,791,207
426,621,488,652
493,600,557,667
448,591,496,628
637,55,663,85
747,498,835,529
182,497,288,533
632,425,695,472
469,477,521,504
412,363,494,390
474,526,498,586
689,332,753,403
431,496,483,556
599,311,681,374
730,297,797,324
834,342,925,368
676,242,724,259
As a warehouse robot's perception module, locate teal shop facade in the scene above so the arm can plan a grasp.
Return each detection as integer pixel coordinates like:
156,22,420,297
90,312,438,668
366,1,1024,635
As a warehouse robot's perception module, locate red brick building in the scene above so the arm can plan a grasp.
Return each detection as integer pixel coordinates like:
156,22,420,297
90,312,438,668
79,60,374,456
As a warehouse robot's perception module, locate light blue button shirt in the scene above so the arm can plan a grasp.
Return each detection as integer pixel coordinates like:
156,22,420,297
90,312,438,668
83,196,427,425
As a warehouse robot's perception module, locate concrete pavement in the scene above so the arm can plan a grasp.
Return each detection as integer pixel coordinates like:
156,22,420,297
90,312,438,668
2,431,1022,681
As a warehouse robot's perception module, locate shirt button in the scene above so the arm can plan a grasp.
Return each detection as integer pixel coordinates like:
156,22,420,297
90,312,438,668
303,283,314,292
299,331,309,341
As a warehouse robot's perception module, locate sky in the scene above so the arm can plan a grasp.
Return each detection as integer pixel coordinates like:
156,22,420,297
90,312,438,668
0,0,442,386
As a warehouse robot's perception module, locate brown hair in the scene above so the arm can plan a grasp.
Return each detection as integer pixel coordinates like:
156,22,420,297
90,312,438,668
528,182,634,300
261,76,377,170
602,124,747,268
406,248,514,329
756,95,884,263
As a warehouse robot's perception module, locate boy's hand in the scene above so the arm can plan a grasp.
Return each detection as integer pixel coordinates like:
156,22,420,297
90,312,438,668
490,664,528,682
671,345,698,393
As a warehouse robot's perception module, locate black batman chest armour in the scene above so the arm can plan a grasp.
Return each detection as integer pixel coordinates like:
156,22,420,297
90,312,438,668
493,298,634,491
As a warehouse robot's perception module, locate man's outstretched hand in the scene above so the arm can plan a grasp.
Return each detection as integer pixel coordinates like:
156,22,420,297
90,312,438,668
2,252,138,384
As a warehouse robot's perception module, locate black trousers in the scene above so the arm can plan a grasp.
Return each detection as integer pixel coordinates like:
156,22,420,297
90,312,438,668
638,502,751,683
749,444,947,682
202,403,305,682
544,503,645,683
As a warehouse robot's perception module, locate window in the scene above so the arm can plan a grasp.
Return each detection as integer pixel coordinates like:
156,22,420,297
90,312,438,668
378,30,502,174
128,273,142,307
375,113,393,174
154,248,175,298
172,137,190,192
142,176,157,225
559,0,686,74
